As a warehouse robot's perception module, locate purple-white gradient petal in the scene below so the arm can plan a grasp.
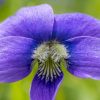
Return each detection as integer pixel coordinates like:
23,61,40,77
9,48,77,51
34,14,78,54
53,13,100,42
30,73,63,100
0,4,54,42
0,36,37,82
67,36,100,79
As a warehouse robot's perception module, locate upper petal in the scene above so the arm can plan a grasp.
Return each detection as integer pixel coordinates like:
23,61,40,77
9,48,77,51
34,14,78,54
0,4,54,42
67,36,100,79
53,13,100,42
0,36,37,82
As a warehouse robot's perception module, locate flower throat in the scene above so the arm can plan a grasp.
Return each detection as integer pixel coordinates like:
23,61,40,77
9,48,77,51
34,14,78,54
33,41,68,83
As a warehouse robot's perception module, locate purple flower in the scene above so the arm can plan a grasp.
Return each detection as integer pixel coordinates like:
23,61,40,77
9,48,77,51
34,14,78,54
0,4,100,100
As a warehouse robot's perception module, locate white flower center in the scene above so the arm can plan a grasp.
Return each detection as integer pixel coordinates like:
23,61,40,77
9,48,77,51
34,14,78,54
32,41,69,82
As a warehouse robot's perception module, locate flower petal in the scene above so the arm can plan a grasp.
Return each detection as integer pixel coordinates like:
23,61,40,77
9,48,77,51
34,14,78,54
53,13,100,42
0,36,37,82
0,4,54,42
67,36,100,79
30,73,63,100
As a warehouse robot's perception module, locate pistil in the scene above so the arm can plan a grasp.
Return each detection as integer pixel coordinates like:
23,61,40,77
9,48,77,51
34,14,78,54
32,41,68,82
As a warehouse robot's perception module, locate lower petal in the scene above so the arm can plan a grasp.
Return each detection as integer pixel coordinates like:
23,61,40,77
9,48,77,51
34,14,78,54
0,36,37,82
67,36,100,79
30,73,63,100
68,66,100,80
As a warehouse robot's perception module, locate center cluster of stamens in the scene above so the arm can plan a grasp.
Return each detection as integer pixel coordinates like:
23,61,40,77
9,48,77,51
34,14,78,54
33,41,68,82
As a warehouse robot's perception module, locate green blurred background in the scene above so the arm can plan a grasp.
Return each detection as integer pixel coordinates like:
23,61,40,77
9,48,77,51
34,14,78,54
0,0,100,100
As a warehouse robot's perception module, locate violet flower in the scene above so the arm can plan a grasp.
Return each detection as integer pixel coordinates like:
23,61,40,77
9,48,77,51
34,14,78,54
0,4,100,100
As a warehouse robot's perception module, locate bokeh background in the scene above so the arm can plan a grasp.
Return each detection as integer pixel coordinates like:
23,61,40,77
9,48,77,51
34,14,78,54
0,0,100,100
